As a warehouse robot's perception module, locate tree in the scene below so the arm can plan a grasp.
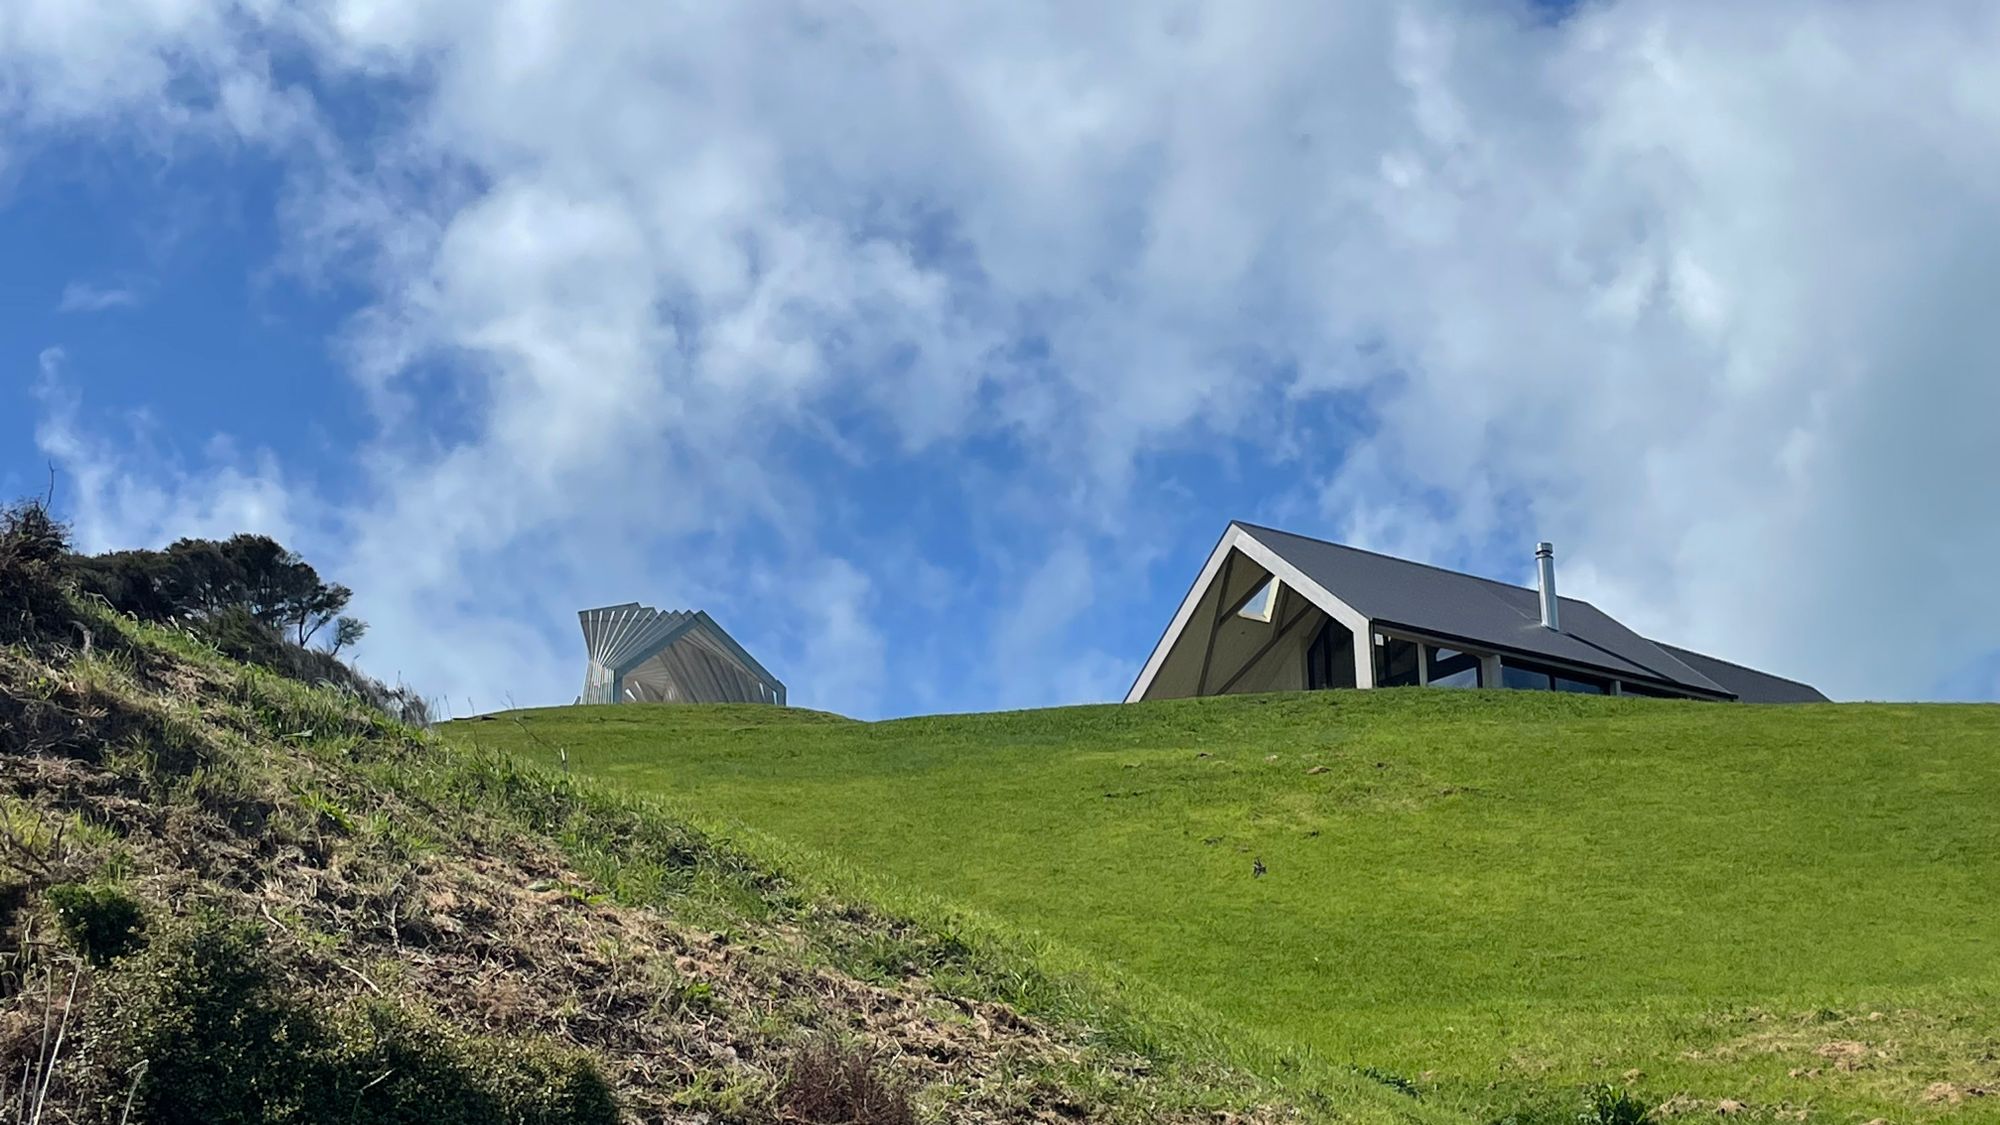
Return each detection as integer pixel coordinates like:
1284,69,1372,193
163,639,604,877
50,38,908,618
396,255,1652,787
295,582,352,646
328,615,368,656
73,533,357,648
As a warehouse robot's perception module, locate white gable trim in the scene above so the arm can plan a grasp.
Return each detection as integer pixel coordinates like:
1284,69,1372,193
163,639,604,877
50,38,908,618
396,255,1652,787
1124,523,1376,702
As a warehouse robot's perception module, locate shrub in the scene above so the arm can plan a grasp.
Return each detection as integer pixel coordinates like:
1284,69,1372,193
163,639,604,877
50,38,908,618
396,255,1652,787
776,1038,916,1125
85,912,619,1125
333,1003,619,1125
0,500,74,645
72,533,354,646
43,882,146,965
456,1036,623,1125
85,912,326,1124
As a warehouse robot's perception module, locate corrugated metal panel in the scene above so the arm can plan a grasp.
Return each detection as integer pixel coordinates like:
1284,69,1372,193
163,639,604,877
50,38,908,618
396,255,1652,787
577,603,785,705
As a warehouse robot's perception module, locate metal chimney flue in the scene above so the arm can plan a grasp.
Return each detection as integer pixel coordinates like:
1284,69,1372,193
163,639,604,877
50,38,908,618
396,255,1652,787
1535,542,1560,631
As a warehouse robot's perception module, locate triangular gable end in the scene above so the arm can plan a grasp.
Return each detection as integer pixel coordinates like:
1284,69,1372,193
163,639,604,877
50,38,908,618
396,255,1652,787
1124,524,1374,702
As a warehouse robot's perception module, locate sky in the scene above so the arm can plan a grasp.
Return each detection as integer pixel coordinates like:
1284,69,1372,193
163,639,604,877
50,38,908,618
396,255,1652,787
3,0,1998,717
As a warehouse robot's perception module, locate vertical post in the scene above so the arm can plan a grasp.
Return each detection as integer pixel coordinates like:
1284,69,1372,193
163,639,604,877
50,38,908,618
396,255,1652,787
1352,626,1376,689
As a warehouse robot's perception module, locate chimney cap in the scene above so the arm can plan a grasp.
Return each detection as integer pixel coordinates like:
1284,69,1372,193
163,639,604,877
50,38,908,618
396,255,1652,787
1535,541,1554,556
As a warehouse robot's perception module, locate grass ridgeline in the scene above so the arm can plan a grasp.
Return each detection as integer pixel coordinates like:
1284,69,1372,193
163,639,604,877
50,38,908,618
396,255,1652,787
0,593,1460,1121
463,691,2000,1125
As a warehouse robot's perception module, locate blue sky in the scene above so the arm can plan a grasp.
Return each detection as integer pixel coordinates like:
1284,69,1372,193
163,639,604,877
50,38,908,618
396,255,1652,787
5,0,1998,717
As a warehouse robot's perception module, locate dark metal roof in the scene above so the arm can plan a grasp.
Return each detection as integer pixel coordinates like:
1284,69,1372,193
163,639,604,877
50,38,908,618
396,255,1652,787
1649,642,1829,704
1233,521,1739,697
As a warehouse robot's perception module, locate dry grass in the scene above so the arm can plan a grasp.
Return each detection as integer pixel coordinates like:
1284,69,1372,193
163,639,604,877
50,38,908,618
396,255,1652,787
775,1039,916,1125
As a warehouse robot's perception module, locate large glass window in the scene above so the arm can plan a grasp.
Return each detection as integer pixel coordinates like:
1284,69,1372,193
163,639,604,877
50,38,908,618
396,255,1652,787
1374,634,1422,687
1306,619,1356,690
1552,672,1610,695
1425,646,1482,688
1499,658,1608,695
1621,681,1681,699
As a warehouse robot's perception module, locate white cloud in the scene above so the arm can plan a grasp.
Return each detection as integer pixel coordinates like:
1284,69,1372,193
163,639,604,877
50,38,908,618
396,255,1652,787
13,0,2000,712
34,349,299,551
56,282,139,313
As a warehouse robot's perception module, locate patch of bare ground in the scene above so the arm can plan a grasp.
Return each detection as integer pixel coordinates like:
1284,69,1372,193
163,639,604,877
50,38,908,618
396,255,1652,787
1682,1005,2000,1115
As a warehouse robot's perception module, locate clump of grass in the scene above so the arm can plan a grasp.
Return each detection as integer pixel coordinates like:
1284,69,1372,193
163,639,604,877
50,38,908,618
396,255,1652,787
1355,1064,1420,1099
1486,1084,1651,1125
776,1038,916,1125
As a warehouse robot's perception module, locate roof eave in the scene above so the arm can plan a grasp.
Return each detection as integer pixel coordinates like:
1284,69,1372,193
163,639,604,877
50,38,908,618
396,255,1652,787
1368,617,1737,701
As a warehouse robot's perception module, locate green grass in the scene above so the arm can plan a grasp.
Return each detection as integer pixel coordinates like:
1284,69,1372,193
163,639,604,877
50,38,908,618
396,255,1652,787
451,691,2000,1122
13,598,1415,1123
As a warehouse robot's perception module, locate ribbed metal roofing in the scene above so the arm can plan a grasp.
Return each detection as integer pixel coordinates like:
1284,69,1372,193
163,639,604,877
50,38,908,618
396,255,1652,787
1650,642,1829,704
1233,522,1735,696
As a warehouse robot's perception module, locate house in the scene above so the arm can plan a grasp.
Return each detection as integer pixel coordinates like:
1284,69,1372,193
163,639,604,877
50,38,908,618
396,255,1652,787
1125,522,1827,704
578,603,786,705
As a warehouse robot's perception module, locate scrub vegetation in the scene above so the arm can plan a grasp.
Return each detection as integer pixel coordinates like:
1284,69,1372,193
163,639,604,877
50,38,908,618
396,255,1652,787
460,690,2000,1123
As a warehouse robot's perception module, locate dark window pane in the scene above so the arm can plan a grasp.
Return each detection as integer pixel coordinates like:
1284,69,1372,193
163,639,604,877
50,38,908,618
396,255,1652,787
1306,618,1356,690
1375,635,1421,687
1500,662,1552,691
1426,646,1481,688
1501,655,1610,695
1621,681,1681,699
1552,673,1609,694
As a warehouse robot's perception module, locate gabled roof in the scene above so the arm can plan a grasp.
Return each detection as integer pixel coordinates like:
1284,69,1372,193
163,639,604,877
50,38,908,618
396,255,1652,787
1230,522,1736,697
1649,642,1829,704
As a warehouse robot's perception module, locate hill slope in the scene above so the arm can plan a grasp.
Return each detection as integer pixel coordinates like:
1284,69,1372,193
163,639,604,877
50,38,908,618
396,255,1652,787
460,692,2000,1123
0,589,1427,1116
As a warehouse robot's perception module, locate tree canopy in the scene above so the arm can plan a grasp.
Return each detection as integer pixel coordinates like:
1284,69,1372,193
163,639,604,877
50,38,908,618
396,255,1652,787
74,534,358,649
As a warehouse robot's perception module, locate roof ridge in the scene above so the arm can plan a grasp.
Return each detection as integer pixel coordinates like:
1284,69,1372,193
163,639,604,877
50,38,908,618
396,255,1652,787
1233,520,1595,605
1231,520,1730,696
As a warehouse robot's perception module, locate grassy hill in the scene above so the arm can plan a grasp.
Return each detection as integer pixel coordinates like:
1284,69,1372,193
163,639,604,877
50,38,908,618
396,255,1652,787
1,512,1425,1123
458,692,2000,1123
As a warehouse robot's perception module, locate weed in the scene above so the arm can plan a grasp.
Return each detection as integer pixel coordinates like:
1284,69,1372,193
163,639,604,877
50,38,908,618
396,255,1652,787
1354,1064,1420,1099
1486,1084,1652,1125
1577,1084,1651,1125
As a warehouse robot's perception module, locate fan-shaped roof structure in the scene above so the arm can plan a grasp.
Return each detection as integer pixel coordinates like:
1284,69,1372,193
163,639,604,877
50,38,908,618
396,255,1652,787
578,604,785,705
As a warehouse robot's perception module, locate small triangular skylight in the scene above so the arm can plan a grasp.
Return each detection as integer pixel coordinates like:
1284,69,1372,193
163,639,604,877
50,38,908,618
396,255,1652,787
1237,577,1279,623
